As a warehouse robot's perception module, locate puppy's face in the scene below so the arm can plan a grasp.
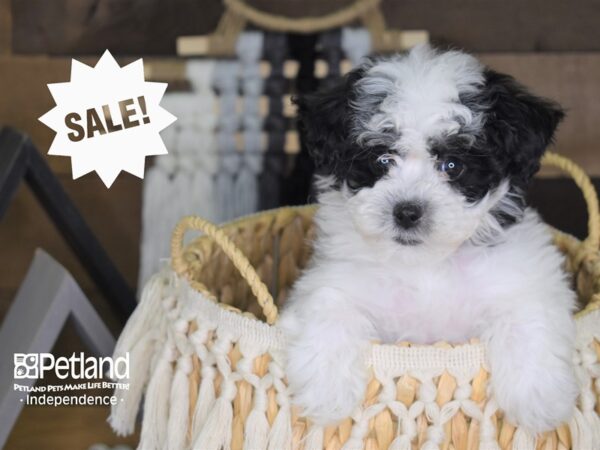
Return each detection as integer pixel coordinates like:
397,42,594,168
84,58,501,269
297,46,564,261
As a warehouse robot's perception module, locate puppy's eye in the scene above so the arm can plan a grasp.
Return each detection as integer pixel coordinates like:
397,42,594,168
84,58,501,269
376,153,396,167
438,157,465,180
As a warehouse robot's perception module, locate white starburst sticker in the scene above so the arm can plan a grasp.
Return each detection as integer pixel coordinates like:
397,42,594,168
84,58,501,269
39,50,176,187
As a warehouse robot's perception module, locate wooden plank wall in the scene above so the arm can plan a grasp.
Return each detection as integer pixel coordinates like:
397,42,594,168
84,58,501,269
11,0,600,54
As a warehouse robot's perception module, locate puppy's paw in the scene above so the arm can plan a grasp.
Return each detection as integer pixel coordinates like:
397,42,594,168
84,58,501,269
492,360,579,433
285,340,367,425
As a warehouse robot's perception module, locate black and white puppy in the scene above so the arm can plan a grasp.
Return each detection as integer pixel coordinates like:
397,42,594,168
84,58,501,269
279,45,577,433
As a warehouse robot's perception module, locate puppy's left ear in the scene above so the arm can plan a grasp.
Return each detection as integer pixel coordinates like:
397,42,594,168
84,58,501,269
293,65,366,174
481,69,565,185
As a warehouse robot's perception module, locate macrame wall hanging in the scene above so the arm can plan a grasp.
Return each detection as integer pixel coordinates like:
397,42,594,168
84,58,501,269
259,32,289,210
139,61,217,288
140,32,268,289
213,31,266,223
233,32,265,219
280,33,319,206
342,27,373,66
213,59,241,223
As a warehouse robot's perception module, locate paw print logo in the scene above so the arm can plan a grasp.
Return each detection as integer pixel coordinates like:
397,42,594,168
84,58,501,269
14,354,39,379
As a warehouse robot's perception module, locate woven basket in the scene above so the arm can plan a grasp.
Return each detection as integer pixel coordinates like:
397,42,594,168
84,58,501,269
110,152,600,450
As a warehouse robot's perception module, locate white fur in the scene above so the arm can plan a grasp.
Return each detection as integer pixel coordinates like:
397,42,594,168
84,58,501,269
353,45,485,149
279,46,578,434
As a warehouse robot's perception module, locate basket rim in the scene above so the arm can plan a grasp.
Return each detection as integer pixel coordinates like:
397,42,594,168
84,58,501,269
180,274,600,368
175,205,600,323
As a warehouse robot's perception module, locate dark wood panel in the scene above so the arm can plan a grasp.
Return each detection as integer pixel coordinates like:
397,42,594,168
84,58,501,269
11,0,600,54
528,178,600,242
0,0,11,55
11,0,223,55
0,55,137,175
382,0,600,52
0,172,141,295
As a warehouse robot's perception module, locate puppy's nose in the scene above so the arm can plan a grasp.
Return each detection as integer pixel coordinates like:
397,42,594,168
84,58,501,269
394,202,424,229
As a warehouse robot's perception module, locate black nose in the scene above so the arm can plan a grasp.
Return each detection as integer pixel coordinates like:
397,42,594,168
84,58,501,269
394,202,424,229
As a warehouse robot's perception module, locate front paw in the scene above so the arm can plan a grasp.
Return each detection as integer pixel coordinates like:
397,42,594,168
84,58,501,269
285,341,367,425
492,359,579,433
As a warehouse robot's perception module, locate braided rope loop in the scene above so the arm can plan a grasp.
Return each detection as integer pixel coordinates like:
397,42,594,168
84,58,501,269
223,0,381,34
171,215,278,324
542,152,600,250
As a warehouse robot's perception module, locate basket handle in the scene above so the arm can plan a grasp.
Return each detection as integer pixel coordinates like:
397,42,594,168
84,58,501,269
171,216,278,324
542,152,600,250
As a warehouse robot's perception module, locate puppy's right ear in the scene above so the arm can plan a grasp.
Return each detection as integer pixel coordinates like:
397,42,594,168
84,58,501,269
294,67,364,172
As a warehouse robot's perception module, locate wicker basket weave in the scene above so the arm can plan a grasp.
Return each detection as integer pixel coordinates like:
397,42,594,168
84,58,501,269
110,152,600,450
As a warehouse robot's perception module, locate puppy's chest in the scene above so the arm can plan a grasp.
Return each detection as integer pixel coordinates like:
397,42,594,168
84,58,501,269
363,261,488,343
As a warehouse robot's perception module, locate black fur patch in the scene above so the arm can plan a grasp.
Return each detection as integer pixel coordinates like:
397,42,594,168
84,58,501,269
294,64,397,191
458,69,564,224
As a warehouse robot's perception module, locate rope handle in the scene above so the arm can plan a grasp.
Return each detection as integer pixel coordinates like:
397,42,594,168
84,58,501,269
171,216,278,324
542,152,600,250
223,0,381,34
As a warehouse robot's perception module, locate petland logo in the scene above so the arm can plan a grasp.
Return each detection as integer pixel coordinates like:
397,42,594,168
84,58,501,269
14,352,129,380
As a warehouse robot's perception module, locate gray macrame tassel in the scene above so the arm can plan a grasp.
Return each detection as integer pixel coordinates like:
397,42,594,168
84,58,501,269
235,31,264,218
213,60,240,222
138,61,217,290
259,33,288,210
342,27,372,66
215,134,240,222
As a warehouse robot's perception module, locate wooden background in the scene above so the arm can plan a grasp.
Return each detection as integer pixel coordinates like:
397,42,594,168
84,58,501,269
1,1,599,448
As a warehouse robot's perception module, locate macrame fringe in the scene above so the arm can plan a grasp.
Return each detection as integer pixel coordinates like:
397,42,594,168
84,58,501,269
108,332,154,435
420,441,440,450
192,397,233,450
166,355,192,449
113,272,166,358
108,272,169,435
511,427,536,450
570,408,594,450
587,410,600,448
389,435,412,450
233,164,259,217
243,408,270,450
341,436,364,450
139,58,217,289
138,162,173,288
192,168,216,221
267,405,292,450
190,372,217,440
478,439,501,450
215,166,237,223
303,424,324,450
138,345,175,449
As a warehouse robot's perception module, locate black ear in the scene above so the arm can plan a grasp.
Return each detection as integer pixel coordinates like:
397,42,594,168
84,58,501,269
480,69,565,186
293,67,365,172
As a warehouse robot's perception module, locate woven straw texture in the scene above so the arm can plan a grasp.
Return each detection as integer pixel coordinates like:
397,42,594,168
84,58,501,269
110,152,600,450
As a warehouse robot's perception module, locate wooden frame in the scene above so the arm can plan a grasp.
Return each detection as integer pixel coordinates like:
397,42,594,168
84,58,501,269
0,127,137,321
0,249,116,448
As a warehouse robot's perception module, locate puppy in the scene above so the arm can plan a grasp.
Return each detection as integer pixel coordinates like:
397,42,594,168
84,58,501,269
278,45,578,433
